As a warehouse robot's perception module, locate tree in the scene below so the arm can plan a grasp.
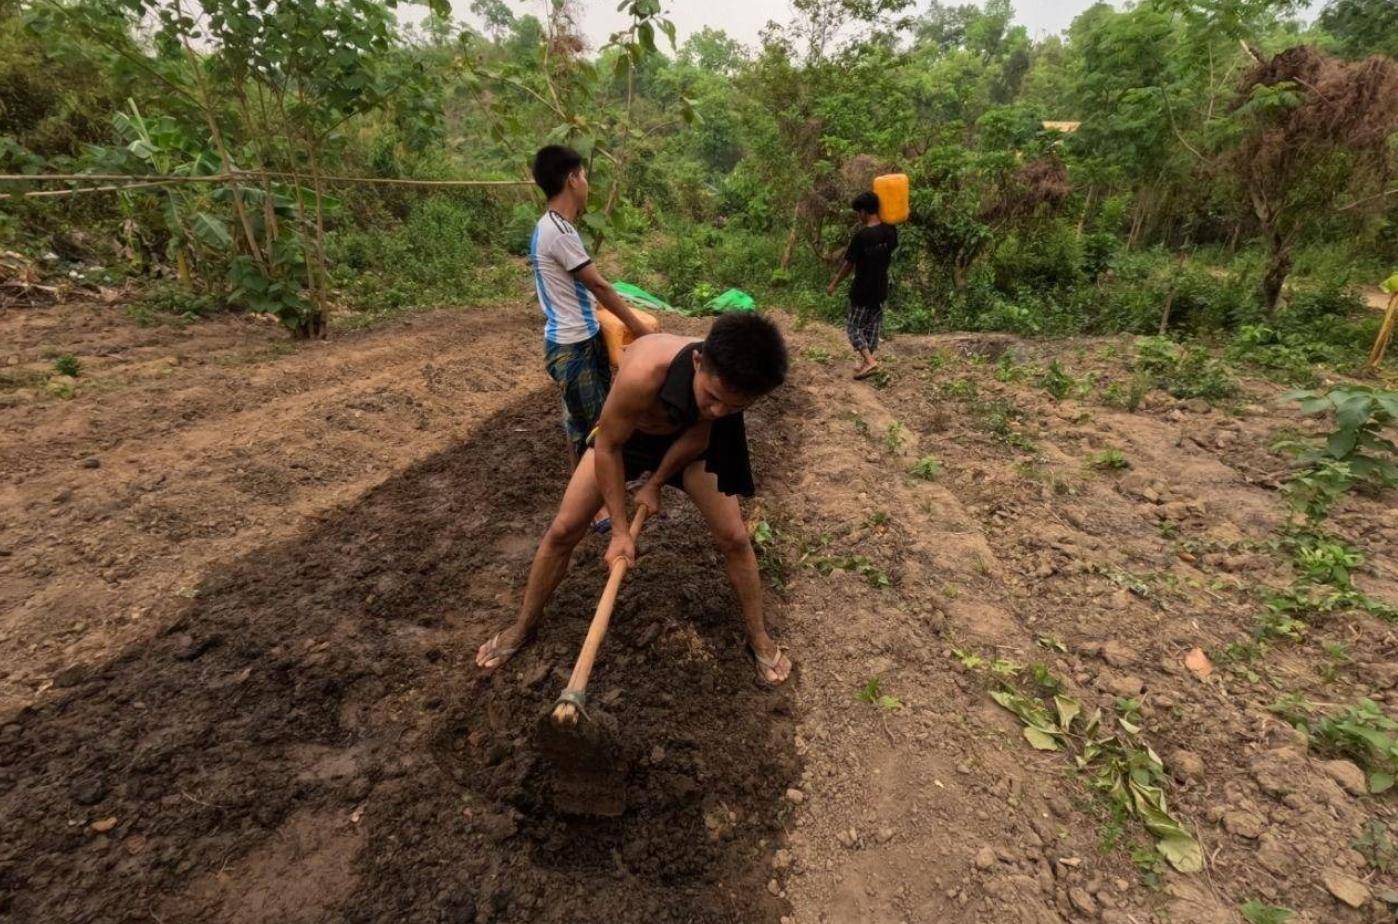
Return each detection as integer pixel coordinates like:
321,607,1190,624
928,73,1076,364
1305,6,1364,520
678,27,746,75
1227,45,1398,310
1317,0,1398,60
469,0,515,40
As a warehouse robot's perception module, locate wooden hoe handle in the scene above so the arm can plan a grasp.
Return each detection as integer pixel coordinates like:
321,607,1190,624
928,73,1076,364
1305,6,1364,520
552,505,649,724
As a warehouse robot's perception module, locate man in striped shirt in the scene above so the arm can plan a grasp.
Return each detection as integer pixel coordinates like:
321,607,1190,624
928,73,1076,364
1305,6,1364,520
530,146,651,532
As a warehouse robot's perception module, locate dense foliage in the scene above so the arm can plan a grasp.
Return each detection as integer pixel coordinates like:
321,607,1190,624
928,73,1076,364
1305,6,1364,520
1,0,1395,358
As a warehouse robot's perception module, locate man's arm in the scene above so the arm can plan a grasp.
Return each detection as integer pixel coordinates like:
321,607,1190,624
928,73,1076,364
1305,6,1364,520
826,260,853,295
575,264,652,339
590,359,652,563
635,421,710,514
827,232,859,295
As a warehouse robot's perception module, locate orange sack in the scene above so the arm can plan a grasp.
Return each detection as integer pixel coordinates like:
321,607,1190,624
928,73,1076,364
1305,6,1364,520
597,307,661,368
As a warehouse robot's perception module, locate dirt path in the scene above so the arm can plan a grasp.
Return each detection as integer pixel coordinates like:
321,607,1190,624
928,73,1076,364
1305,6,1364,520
1,301,1396,922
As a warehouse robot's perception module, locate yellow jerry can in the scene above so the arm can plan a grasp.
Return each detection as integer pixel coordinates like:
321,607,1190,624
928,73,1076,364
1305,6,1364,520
598,306,661,368
873,173,910,224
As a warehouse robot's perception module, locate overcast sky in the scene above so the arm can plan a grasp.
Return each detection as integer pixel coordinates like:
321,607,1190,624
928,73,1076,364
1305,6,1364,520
445,0,1122,50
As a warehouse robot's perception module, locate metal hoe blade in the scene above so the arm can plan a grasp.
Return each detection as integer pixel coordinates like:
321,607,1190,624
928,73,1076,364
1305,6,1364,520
533,706,626,817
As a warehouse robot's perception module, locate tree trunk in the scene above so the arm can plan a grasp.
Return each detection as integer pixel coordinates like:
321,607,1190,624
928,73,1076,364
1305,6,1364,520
1260,235,1291,313
1158,252,1187,334
1126,191,1146,250
1076,185,1095,235
779,202,801,270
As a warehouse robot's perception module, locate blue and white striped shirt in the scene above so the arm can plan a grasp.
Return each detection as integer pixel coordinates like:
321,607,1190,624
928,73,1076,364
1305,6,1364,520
530,210,598,345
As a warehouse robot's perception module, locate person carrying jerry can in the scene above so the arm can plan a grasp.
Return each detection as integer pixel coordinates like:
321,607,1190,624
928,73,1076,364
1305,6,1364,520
827,182,903,380
530,145,655,533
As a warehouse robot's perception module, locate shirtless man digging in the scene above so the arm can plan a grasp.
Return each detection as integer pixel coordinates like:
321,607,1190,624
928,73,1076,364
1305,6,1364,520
476,312,793,684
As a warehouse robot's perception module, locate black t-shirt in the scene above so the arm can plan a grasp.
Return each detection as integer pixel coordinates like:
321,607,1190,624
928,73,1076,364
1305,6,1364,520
846,223,898,306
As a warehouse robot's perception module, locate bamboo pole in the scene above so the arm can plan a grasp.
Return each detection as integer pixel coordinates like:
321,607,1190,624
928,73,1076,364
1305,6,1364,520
0,172,534,200
1365,292,1398,373
2,179,186,199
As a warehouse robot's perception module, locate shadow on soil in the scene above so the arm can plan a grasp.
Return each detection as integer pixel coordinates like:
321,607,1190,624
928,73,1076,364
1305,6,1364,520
0,386,803,924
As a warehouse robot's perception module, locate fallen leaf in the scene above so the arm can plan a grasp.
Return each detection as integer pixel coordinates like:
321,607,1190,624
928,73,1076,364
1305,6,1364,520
1183,647,1213,679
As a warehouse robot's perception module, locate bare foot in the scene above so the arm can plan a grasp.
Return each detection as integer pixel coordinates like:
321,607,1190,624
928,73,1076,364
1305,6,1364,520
749,641,793,684
476,623,533,671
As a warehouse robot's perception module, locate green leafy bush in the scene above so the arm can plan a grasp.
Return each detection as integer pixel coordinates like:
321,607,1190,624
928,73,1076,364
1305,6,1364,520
1133,336,1238,400
990,223,1084,294
909,456,943,480
1309,700,1398,794
1285,386,1398,486
330,195,510,313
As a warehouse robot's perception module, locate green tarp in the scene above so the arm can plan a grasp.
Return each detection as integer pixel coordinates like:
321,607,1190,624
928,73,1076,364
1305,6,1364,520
613,281,675,313
614,281,758,316
703,288,756,313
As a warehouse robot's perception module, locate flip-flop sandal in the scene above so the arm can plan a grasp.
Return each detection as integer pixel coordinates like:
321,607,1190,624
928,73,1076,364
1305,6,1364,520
853,367,879,381
591,517,613,536
748,644,792,685
477,630,530,671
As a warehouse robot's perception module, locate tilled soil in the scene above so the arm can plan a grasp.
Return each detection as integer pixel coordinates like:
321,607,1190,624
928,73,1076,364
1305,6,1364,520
1,304,802,923
3,299,1397,923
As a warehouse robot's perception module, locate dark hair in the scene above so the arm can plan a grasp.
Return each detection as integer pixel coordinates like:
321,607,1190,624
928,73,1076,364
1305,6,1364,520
852,191,880,215
532,145,584,198
701,313,788,397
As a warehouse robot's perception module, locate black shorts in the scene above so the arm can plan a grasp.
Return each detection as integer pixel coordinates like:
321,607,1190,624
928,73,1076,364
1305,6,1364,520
616,416,755,498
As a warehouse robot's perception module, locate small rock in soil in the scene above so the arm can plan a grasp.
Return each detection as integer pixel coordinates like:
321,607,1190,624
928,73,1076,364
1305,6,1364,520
1069,886,1098,916
1097,672,1144,698
476,812,517,843
53,665,87,688
1321,759,1368,797
172,633,222,661
772,849,793,871
785,787,805,804
1183,647,1213,679
876,827,894,844
71,778,106,807
520,661,550,688
974,846,996,870
1221,809,1264,840
837,828,859,849
1168,749,1205,782
89,817,118,833
1100,640,1137,668
80,458,100,469
1250,748,1304,797
1322,868,1370,908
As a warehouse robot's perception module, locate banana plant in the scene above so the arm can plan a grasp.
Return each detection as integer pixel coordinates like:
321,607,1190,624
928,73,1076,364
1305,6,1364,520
112,100,229,282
